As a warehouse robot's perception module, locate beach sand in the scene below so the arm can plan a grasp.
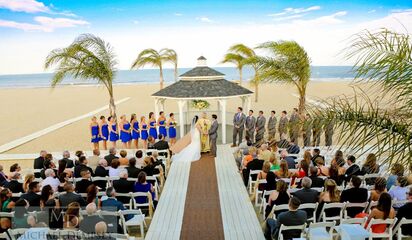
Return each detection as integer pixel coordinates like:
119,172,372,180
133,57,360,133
0,81,363,170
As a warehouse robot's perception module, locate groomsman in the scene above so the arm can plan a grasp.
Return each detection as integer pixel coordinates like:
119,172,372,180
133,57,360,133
289,108,300,142
255,111,266,145
267,110,277,141
312,117,322,146
232,107,246,147
324,119,334,147
245,110,256,143
209,114,219,157
278,111,288,139
303,113,312,147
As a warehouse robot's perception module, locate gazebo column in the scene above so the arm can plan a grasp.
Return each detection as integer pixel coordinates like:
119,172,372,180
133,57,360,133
218,99,227,144
154,98,160,119
177,100,187,138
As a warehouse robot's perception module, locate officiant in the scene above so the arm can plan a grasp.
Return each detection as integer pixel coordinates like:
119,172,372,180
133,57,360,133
198,112,211,153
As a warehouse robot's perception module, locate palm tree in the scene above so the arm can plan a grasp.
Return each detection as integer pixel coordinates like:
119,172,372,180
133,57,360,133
45,33,118,117
131,48,177,89
308,29,412,167
221,44,256,86
254,41,311,114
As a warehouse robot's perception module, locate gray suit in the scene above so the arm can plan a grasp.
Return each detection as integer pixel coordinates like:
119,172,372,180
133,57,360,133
324,120,334,147
267,116,277,141
303,118,312,147
233,112,246,146
255,115,266,145
209,119,218,156
289,113,300,142
278,116,288,138
245,115,256,142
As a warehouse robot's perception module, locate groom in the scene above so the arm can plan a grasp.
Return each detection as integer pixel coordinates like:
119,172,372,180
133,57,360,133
209,114,218,157
198,112,211,153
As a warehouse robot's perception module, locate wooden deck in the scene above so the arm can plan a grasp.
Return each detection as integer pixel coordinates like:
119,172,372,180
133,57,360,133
215,145,265,240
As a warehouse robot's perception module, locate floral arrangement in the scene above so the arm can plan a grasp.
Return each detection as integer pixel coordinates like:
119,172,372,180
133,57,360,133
191,99,210,110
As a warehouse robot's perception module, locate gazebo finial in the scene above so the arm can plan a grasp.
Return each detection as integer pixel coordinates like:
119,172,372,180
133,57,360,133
197,56,207,67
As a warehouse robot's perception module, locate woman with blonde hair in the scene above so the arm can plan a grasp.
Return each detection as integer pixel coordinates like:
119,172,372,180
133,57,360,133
303,150,312,166
269,153,280,171
23,173,34,193
275,160,294,178
265,180,290,218
361,153,380,185
318,179,340,219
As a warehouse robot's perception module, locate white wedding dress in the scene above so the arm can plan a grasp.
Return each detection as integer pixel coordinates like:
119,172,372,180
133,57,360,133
171,119,201,163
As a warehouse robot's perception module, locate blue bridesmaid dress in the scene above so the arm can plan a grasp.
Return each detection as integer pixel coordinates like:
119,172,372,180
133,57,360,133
141,124,148,140
91,125,100,143
159,120,167,137
149,121,157,139
131,121,140,140
120,122,131,143
168,122,176,138
109,124,119,142
101,123,109,141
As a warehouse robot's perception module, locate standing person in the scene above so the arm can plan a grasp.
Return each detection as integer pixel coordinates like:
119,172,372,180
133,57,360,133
302,113,312,147
158,111,167,139
90,116,100,150
255,111,266,146
324,118,334,147
278,111,288,139
267,110,277,141
119,115,132,149
140,116,149,149
167,113,177,145
209,114,219,157
312,117,321,147
289,108,300,143
108,116,119,148
198,112,211,153
148,112,158,140
130,113,140,149
232,107,246,147
245,110,256,144
99,116,109,150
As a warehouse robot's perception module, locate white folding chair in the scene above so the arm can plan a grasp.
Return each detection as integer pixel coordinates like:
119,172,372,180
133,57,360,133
260,190,274,218
278,223,306,240
298,203,318,223
363,174,380,185
92,176,109,189
307,221,335,240
119,209,146,238
318,202,345,222
254,179,267,206
7,228,28,240
366,201,378,213
393,218,412,240
130,192,154,219
366,217,397,240
248,170,261,194
344,202,368,218
268,204,290,220
115,192,134,209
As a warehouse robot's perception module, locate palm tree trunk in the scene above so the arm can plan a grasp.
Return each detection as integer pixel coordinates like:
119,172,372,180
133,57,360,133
239,68,243,86
254,83,259,102
109,95,116,118
298,93,306,115
174,63,178,82
159,64,164,89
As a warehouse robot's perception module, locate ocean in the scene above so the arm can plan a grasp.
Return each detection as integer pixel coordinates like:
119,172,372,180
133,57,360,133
0,66,355,88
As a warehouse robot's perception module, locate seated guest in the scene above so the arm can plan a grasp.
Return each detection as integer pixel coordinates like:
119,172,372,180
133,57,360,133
102,187,127,211
126,158,141,178
360,153,380,179
64,202,80,229
265,171,278,191
4,172,23,194
75,150,85,162
293,177,318,203
311,148,324,165
318,179,340,219
59,183,87,207
135,150,145,168
265,197,307,240
315,157,329,177
94,221,116,240
340,176,368,217
13,199,30,228
242,151,264,186
80,203,104,233
104,147,119,166
258,144,272,162
329,161,344,186
20,181,41,209
142,156,156,176
34,150,47,171
74,156,94,178
86,184,101,208
302,150,312,167
9,163,21,174
296,160,309,178
1,188,15,212
88,149,102,169
269,152,280,171
23,174,34,193
59,150,75,169
42,168,60,192
343,155,360,184
108,159,121,177
113,170,134,204
395,187,412,237
118,150,129,166
265,180,290,219
370,177,387,201
274,160,294,179
57,172,69,192
40,185,58,209
280,150,296,169
0,165,8,186
76,170,93,193
255,161,271,191
40,159,57,179
368,192,395,234
134,172,157,207
147,136,156,149
242,147,257,169
153,134,169,152
286,140,300,154
277,133,289,149
94,159,109,190
308,166,325,188
387,163,404,191
389,176,409,208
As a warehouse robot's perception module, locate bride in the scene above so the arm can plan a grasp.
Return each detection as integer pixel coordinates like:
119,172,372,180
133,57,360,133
170,116,201,162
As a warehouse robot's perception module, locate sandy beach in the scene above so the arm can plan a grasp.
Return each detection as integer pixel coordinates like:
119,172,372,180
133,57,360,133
0,81,362,169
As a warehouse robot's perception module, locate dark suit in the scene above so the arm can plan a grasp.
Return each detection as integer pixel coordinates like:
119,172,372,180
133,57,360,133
113,178,134,204
4,180,23,193
126,166,141,178
245,115,256,142
104,154,119,166
396,202,412,236
74,164,94,178
93,166,108,190
340,187,368,217
242,158,264,186
153,140,169,151
266,210,307,240
255,115,266,145
75,179,93,193
20,191,41,208
33,156,45,169
309,176,325,188
278,116,288,138
59,158,74,169
285,156,296,169
267,116,277,141
0,172,7,186
233,112,246,146
59,191,87,207
80,215,104,233
344,164,361,183
209,119,218,156
293,188,319,204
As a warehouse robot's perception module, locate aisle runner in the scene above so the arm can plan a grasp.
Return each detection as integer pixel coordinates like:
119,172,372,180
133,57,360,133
180,154,225,239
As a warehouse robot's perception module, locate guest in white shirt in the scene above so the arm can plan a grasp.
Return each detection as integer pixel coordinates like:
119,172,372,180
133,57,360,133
42,168,60,192
135,150,144,169
88,149,102,169
108,159,121,177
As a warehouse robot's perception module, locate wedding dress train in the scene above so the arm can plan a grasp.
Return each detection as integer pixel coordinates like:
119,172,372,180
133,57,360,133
171,119,201,163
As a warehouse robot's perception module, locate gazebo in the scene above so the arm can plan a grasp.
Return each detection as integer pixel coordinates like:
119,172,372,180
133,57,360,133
152,56,253,144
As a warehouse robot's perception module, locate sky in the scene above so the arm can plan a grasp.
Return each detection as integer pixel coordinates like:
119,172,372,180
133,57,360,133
0,0,411,75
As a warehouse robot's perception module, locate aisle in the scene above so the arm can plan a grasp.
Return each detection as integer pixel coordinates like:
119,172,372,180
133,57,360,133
180,153,224,239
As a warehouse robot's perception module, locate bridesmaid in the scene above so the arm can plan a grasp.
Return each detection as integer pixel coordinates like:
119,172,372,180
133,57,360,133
130,113,140,149
148,112,158,140
140,116,149,149
108,116,119,148
119,115,132,149
90,116,100,150
158,111,167,138
167,113,177,145
99,116,109,150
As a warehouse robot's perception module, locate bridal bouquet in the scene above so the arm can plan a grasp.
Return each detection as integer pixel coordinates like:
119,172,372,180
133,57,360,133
191,100,210,110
